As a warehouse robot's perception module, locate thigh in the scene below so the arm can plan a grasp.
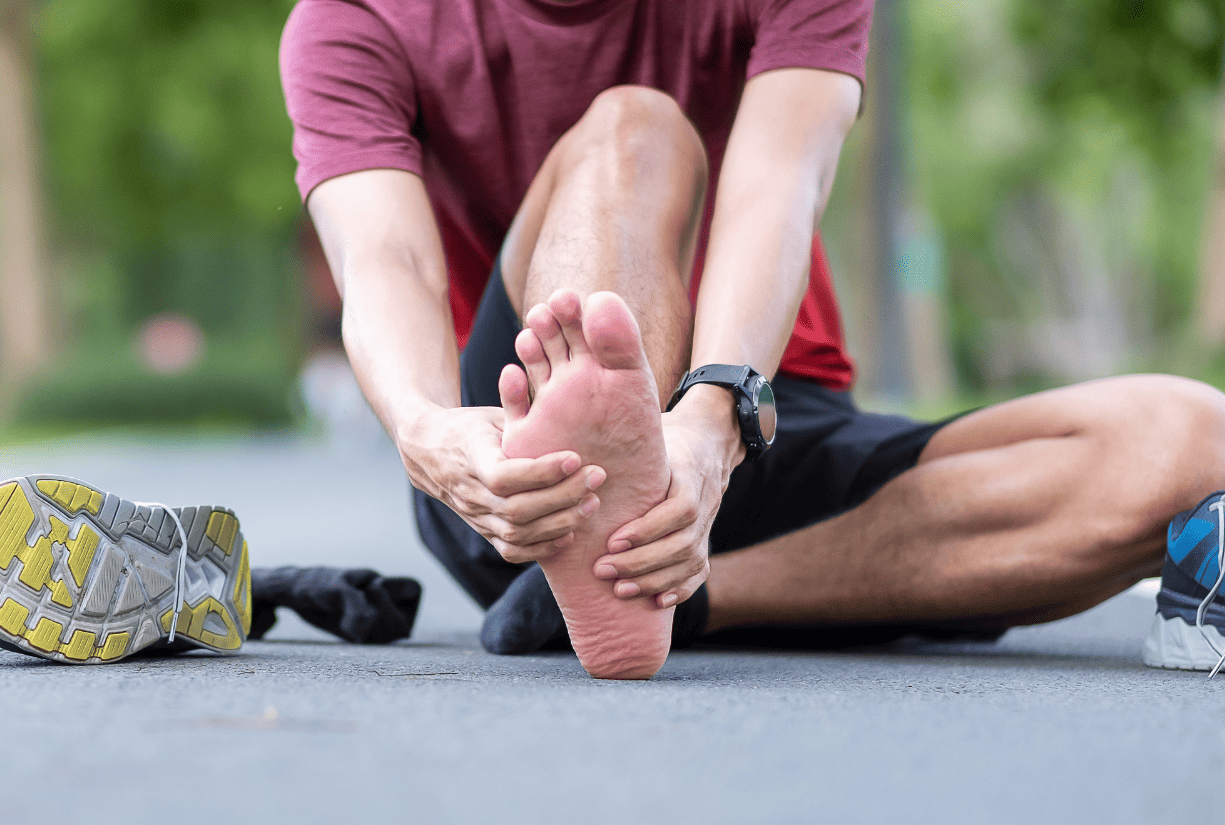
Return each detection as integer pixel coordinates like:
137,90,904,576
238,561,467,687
709,376,957,554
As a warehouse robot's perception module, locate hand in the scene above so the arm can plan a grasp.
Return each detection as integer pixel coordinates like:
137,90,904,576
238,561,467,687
591,399,741,608
401,405,606,564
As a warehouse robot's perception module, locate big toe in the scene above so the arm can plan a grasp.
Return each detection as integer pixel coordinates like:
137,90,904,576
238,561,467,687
583,292,647,372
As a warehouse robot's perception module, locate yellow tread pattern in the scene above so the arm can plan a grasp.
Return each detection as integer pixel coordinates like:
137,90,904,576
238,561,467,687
0,598,29,636
234,540,252,636
205,511,239,556
98,632,130,661
0,483,35,572
36,479,102,516
26,617,64,652
64,523,99,589
60,630,97,661
16,515,74,593
160,595,242,651
50,578,73,608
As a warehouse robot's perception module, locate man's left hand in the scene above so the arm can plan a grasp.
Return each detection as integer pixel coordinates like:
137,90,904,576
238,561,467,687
591,409,740,608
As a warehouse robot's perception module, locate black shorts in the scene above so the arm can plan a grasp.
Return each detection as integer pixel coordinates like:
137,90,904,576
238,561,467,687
412,264,1001,646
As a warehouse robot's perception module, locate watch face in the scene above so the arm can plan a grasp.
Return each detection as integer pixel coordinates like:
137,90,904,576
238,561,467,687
756,381,777,444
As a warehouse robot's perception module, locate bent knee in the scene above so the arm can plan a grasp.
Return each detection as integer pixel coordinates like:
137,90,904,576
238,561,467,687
1085,375,1225,539
569,86,708,181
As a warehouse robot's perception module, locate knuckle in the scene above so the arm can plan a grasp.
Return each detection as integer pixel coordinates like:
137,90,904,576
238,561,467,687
678,499,700,524
500,500,527,524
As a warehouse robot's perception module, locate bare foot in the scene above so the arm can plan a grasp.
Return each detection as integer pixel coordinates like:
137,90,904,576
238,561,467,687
500,289,672,679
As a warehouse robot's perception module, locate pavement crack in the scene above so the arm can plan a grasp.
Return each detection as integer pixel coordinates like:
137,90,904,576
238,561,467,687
369,669,461,678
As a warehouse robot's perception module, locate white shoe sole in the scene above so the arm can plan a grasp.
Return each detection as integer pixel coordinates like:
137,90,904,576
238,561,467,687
1142,613,1225,671
0,475,251,664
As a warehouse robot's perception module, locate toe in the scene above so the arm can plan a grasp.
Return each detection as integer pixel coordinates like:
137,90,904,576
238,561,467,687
526,304,569,368
499,364,530,423
514,328,550,390
549,289,591,356
584,291,648,371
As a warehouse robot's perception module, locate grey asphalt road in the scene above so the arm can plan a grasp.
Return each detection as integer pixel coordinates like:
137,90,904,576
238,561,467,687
1,430,1219,825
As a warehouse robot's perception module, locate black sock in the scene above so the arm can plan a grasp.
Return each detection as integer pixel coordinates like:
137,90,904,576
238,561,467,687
671,583,709,648
249,566,422,644
480,564,570,655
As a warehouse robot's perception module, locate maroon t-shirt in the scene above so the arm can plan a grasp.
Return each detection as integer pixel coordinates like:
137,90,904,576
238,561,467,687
281,0,872,388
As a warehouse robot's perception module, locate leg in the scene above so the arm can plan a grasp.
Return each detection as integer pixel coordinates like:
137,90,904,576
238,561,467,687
705,375,1225,632
491,88,708,678
499,85,708,402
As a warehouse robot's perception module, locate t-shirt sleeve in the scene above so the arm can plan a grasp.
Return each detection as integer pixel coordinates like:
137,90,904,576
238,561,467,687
746,0,874,88
280,0,422,202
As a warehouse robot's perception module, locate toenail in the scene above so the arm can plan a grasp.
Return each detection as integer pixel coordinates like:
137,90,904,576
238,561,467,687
615,582,641,598
595,564,617,579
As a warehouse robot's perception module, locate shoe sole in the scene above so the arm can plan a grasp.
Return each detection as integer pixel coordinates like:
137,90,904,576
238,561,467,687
0,475,251,664
1142,613,1225,670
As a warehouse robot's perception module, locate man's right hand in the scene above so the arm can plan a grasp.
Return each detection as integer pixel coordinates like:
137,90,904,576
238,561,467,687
401,405,606,564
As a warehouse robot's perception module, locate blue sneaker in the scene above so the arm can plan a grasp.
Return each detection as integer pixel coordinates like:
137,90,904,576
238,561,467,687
1143,491,1225,675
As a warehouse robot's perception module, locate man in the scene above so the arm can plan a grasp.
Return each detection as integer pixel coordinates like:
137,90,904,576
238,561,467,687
281,0,1225,678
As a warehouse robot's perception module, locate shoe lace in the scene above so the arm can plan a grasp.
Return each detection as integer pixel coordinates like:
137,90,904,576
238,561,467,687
1198,497,1225,679
133,501,190,644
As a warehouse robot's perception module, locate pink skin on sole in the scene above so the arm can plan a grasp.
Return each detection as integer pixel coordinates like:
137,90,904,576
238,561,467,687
500,290,673,679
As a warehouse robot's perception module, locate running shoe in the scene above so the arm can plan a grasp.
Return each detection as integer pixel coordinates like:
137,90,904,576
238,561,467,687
0,475,251,664
1143,490,1225,675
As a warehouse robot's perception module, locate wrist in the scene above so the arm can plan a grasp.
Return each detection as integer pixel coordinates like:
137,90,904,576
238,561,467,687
394,402,452,489
668,383,746,468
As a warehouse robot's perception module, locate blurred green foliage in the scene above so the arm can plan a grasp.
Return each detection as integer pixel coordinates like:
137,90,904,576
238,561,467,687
24,0,303,427
908,0,1223,390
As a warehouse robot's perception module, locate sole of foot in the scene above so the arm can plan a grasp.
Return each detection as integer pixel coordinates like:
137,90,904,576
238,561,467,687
0,475,251,664
500,290,673,679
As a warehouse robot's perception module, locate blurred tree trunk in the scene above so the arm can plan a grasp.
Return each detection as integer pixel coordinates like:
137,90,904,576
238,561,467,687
0,0,52,396
1196,82,1225,346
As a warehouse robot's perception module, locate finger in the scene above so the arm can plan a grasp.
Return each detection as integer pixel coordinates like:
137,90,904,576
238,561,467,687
525,303,569,369
501,465,606,525
549,288,590,357
514,328,550,391
613,554,709,600
490,531,574,566
498,364,530,423
487,490,599,546
656,568,709,609
478,451,582,498
593,533,692,581
607,495,700,553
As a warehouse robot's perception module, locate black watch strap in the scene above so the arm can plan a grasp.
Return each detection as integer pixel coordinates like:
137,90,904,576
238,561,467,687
665,364,751,412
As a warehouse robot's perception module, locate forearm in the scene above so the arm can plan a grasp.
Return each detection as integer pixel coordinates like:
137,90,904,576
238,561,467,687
692,174,819,377
307,169,466,487
340,256,461,449
672,68,858,461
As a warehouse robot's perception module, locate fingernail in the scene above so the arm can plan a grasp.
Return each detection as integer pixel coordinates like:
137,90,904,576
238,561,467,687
562,455,580,474
659,593,678,608
608,539,631,553
554,534,573,550
586,468,606,490
615,581,641,598
579,495,599,517
595,564,617,579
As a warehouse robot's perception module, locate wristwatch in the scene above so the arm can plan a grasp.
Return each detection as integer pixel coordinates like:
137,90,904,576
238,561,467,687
666,364,777,461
